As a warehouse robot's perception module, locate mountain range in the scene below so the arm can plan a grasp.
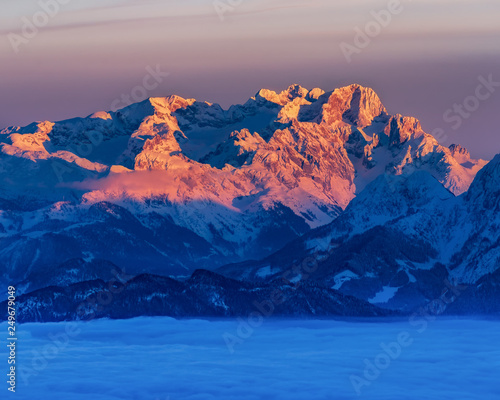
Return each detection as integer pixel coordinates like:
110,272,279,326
0,83,498,319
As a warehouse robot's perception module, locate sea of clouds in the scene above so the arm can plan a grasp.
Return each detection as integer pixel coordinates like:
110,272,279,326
1,317,499,399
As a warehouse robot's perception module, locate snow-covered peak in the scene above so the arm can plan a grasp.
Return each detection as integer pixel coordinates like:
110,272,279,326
382,114,423,147
279,84,309,101
254,88,283,105
306,88,326,102
88,111,112,120
254,84,309,106
449,144,471,164
320,84,388,127
0,83,494,279
149,95,196,114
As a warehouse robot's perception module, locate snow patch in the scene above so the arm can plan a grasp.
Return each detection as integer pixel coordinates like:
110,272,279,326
369,286,400,304
332,270,359,290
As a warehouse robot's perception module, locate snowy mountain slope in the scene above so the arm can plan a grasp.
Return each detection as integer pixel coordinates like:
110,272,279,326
448,154,500,283
218,154,500,312
0,201,225,293
445,267,500,315
217,171,455,291
0,83,488,289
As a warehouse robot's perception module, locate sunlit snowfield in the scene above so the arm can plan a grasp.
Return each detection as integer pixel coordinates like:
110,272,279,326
4,317,500,400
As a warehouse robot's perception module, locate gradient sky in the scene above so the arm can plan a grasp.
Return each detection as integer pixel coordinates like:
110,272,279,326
1,0,499,159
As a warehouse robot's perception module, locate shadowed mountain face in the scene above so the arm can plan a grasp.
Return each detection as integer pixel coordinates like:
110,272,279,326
2,270,391,323
218,156,500,313
0,84,488,290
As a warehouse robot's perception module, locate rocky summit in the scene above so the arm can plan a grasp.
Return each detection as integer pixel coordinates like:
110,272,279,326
0,83,497,319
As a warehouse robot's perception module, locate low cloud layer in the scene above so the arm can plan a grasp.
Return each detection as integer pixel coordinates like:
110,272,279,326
7,317,500,399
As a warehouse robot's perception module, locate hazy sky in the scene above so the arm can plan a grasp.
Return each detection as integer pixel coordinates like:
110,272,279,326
1,0,499,159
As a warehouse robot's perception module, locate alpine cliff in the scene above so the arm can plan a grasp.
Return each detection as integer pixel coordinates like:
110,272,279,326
0,84,494,314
